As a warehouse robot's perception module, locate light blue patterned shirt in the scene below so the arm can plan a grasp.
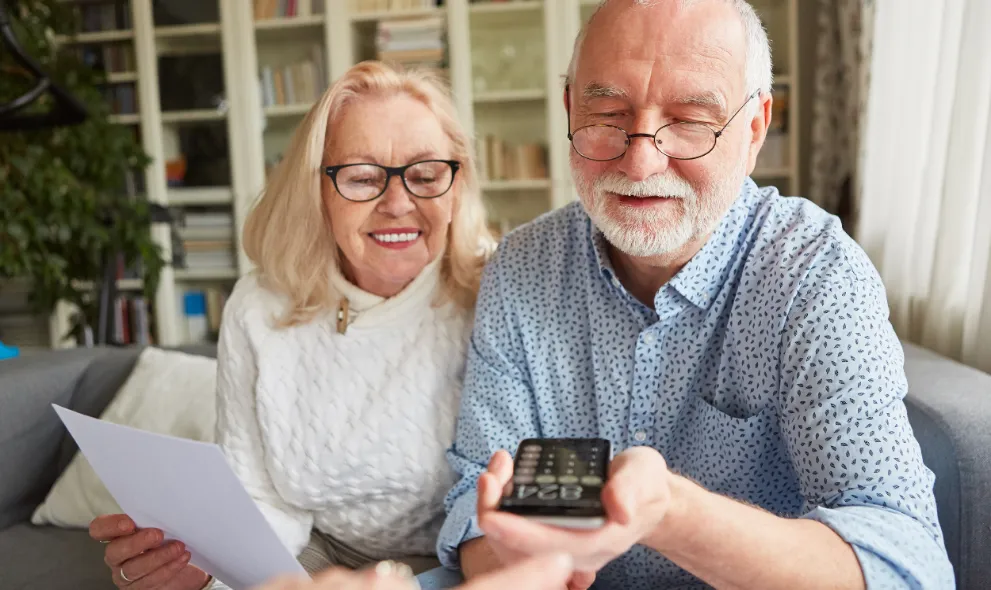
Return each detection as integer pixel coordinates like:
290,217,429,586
437,179,955,589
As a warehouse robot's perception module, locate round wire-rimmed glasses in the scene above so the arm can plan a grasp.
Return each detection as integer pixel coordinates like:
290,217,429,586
567,90,760,162
323,159,460,202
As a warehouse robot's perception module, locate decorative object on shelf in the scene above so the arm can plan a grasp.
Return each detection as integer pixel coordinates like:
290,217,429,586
0,0,165,345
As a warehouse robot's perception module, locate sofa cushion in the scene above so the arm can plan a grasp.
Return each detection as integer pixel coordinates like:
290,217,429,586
0,523,108,589
31,347,218,529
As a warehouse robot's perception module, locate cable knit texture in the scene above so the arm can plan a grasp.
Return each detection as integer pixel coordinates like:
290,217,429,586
211,255,470,588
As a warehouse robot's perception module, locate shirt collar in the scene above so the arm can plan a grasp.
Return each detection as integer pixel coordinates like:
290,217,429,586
588,177,761,311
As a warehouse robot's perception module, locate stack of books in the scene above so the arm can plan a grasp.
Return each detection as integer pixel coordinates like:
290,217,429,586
253,0,324,18
102,84,137,115
475,135,548,181
259,46,327,107
351,0,439,12
112,295,152,345
375,17,446,71
175,210,236,272
181,286,229,343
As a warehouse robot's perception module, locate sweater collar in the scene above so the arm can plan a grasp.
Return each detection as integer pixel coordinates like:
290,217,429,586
328,251,444,329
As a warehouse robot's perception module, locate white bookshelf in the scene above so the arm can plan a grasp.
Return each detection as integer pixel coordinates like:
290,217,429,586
39,0,800,349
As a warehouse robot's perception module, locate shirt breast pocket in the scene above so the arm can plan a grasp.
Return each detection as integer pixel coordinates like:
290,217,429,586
675,395,786,497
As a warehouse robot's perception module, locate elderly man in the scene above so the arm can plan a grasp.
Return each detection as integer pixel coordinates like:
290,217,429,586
435,0,954,589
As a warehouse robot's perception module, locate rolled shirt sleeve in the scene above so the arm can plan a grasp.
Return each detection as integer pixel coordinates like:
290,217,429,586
778,249,955,588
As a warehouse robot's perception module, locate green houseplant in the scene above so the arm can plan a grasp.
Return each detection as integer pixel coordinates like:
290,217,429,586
0,0,166,344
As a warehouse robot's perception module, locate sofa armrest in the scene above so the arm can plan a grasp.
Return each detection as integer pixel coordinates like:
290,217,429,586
902,342,991,590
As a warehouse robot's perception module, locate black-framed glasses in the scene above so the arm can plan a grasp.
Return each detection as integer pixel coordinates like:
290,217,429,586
323,159,460,202
567,90,760,162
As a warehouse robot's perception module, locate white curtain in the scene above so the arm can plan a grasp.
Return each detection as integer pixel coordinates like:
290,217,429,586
856,0,991,371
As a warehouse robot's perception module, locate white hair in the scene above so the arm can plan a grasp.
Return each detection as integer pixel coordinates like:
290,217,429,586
565,0,773,104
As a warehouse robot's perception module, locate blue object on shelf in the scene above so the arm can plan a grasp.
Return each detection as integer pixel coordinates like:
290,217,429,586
0,341,20,360
183,292,206,317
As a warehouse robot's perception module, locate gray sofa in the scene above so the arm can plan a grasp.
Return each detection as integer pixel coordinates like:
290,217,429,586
1,343,989,589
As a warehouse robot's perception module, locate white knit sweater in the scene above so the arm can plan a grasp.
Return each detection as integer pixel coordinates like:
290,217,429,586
211,256,470,586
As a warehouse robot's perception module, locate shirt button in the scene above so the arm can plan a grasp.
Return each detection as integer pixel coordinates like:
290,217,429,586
633,430,647,442
642,333,655,344
611,276,622,289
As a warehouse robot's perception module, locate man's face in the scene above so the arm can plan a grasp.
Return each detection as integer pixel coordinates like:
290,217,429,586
568,0,765,259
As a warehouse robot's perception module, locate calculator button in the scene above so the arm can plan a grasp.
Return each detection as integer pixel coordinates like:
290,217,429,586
523,444,542,453
558,475,579,484
514,474,535,485
580,475,603,486
518,459,538,468
516,466,535,475
535,474,557,484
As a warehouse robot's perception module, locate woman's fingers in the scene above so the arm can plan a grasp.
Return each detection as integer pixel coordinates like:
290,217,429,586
114,550,191,589
105,528,166,567
116,541,188,586
90,514,136,542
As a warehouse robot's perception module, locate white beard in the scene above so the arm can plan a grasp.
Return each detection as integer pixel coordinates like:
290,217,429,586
572,157,747,258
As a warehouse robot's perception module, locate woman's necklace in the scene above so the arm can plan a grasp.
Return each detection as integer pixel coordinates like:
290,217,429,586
336,297,350,335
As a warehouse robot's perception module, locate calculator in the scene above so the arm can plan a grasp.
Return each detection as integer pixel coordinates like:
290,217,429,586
497,438,612,529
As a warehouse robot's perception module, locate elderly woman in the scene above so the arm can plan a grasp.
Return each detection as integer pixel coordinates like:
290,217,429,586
88,60,496,590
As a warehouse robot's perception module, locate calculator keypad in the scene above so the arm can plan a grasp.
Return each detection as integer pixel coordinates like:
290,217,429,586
513,442,604,487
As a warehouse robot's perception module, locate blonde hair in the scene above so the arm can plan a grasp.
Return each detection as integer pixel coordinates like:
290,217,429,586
242,61,495,326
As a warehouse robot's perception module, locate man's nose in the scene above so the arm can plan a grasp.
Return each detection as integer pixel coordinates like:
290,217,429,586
616,132,671,181
376,176,416,216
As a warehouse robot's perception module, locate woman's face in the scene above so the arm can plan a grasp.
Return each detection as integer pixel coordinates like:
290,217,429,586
323,94,458,297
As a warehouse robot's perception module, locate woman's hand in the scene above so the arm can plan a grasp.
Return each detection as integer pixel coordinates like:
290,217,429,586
255,553,574,590
89,514,211,589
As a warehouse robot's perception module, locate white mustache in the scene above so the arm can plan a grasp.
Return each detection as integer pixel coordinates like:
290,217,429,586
594,174,695,199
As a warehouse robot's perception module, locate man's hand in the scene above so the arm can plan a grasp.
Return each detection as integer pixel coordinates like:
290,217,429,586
470,447,676,587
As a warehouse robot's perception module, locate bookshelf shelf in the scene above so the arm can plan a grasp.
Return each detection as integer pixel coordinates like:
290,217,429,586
474,88,546,103
482,179,551,191
73,279,144,291
264,103,313,118
255,15,325,30
350,7,445,22
55,29,134,44
160,109,227,123
167,187,234,206
154,23,222,39
177,226,234,240
106,71,139,83
469,1,543,15
174,268,239,281
109,113,140,124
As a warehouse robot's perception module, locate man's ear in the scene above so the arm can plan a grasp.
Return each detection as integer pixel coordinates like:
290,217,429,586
746,91,773,174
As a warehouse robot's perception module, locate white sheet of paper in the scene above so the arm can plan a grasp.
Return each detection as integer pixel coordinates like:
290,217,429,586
53,405,308,590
